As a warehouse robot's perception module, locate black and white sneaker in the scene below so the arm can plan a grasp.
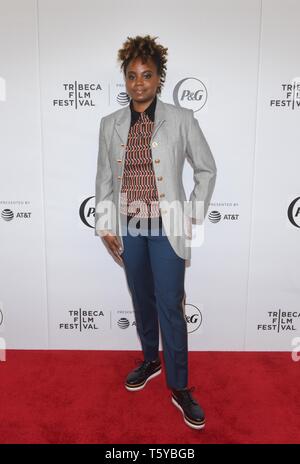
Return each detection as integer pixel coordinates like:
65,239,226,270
171,386,206,430
125,358,162,391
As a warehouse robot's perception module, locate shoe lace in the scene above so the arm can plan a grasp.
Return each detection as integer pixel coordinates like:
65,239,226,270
134,358,153,373
175,386,198,406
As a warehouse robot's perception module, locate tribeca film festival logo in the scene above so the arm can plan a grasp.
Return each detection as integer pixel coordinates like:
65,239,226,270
173,77,208,112
270,77,300,109
257,309,300,332
287,196,300,228
53,82,102,109
0,200,31,222
59,308,104,331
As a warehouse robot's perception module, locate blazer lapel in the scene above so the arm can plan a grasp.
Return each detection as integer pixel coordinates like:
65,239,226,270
114,105,130,145
151,96,166,141
114,95,166,144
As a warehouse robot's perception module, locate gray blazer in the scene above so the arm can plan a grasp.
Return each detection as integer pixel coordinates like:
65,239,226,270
95,96,217,261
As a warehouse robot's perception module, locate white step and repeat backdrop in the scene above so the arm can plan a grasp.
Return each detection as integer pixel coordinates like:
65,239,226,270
0,0,299,352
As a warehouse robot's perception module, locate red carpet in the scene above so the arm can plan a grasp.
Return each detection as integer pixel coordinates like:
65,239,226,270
0,350,299,444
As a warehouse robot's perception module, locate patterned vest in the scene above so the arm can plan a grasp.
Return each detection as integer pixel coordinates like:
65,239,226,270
120,111,160,218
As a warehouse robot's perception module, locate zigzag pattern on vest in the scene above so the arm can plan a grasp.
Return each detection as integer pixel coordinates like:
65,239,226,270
120,111,161,219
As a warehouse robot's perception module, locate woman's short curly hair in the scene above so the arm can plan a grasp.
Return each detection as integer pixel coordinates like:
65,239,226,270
117,34,168,95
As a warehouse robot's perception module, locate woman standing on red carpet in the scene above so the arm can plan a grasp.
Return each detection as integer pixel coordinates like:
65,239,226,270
95,35,217,430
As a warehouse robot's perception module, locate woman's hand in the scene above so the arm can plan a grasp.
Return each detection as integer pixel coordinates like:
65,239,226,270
101,232,124,266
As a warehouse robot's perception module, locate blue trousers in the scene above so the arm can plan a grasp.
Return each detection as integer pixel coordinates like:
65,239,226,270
120,214,188,389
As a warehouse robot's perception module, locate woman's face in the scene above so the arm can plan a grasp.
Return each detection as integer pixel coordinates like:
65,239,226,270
125,56,161,104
